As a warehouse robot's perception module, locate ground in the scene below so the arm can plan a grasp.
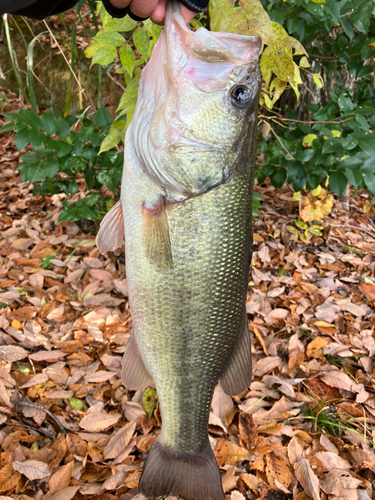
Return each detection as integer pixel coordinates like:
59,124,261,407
0,89,374,500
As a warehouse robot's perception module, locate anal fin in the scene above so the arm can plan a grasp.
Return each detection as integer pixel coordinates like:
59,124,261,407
122,331,154,390
142,197,173,269
96,200,124,254
219,314,252,396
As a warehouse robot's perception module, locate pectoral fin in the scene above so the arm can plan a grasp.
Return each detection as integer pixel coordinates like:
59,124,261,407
121,331,154,390
142,198,173,269
219,314,253,396
96,200,124,254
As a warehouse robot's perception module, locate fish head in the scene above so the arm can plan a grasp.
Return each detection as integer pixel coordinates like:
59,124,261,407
131,1,261,199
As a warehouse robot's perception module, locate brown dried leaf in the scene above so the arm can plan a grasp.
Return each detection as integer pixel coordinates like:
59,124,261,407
45,486,80,500
0,464,21,493
19,373,49,389
214,439,228,468
320,469,362,495
314,451,351,470
320,371,358,393
0,345,28,363
103,421,137,459
13,460,50,480
265,452,291,489
29,350,67,362
294,457,320,500
45,461,73,498
79,412,121,432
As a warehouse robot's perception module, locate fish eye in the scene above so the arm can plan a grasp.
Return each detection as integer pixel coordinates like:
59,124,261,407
230,85,253,109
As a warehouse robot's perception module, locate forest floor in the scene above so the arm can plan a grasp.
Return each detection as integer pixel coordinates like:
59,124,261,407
0,88,375,500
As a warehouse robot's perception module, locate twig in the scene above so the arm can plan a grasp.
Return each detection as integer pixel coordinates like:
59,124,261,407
43,20,85,96
1,421,55,440
268,124,295,160
17,401,66,433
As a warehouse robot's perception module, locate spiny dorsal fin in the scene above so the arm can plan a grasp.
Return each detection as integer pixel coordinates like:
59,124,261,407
96,200,124,254
142,198,173,270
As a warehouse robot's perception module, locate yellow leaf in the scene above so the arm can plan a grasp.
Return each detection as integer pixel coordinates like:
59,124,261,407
331,130,341,138
294,62,303,85
12,320,22,330
363,203,371,213
313,73,324,89
225,442,250,464
239,0,274,46
293,191,301,201
260,46,276,86
311,0,325,2
300,56,310,68
257,422,283,435
300,192,334,222
273,53,295,81
312,185,321,196
302,134,317,147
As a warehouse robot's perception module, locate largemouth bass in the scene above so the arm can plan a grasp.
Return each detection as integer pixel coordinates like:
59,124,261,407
96,3,261,499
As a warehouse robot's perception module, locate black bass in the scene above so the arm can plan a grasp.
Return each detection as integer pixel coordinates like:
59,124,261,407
96,3,261,499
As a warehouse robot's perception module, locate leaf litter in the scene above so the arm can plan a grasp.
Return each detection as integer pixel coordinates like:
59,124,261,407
0,91,375,500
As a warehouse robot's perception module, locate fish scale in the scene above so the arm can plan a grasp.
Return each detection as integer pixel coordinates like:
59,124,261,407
95,2,261,497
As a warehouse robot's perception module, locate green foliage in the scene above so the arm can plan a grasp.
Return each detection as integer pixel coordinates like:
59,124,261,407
143,387,158,418
0,108,123,223
85,3,162,152
257,0,375,198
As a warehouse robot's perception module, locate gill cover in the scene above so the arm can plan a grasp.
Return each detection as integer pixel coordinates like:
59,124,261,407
131,3,261,200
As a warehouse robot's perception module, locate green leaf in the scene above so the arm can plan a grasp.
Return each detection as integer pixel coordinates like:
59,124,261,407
15,128,29,151
44,158,59,179
94,30,125,47
55,141,72,157
350,9,370,33
100,5,137,31
363,173,375,196
56,118,71,139
329,171,347,197
92,46,117,66
340,17,354,41
345,167,363,189
358,136,375,157
133,28,151,62
143,387,158,418
40,112,57,136
95,108,111,128
69,397,84,411
18,109,41,130
342,135,358,150
270,167,286,188
120,45,135,77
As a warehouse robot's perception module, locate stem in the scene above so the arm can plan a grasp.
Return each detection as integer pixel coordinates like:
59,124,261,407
3,14,29,104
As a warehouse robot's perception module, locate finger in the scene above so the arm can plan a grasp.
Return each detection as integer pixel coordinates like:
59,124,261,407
129,0,159,19
109,0,131,8
150,0,197,25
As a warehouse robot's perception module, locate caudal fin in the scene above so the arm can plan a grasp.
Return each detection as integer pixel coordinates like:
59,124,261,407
139,437,224,500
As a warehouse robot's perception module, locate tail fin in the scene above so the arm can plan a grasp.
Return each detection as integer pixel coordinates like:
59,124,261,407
139,437,224,500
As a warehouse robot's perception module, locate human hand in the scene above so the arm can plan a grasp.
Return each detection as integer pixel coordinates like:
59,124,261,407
109,0,197,25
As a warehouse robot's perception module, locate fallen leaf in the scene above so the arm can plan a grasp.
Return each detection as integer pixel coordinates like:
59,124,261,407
13,460,50,480
314,451,351,470
0,345,28,363
46,461,73,498
294,457,320,500
79,412,121,432
265,452,291,489
103,421,137,459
